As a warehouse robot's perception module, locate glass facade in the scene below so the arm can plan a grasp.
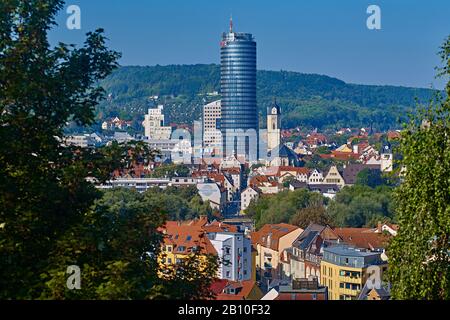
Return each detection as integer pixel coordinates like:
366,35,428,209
220,31,258,160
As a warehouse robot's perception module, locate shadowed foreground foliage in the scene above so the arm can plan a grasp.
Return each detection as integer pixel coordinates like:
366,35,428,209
0,0,217,300
388,36,450,300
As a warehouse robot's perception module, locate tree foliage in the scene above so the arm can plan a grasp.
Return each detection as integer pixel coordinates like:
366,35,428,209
245,189,326,229
290,206,335,229
326,185,395,228
97,65,436,132
0,0,217,299
388,36,450,300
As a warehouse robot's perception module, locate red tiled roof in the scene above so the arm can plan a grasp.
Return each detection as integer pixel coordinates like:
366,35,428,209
160,222,217,255
251,223,300,251
320,151,360,161
334,228,390,250
214,280,258,300
276,166,310,176
203,221,238,233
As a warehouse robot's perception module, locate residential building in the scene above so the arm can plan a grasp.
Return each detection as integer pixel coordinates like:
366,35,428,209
308,184,340,199
252,224,303,287
320,246,388,300
275,166,310,184
323,165,345,188
342,163,381,186
285,224,340,281
248,175,280,194
262,277,328,300
211,280,263,300
143,105,172,140
203,100,222,154
158,222,217,277
241,186,260,213
334,227,391,252
308,169,324,184
207,231,252,281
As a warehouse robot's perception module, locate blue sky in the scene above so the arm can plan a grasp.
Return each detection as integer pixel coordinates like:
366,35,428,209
49,0,450,89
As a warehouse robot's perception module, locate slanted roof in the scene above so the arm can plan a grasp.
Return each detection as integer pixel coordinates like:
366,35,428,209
203,220,238,233
215,280,258,300
334,227,390,250
160,222,217,255
342,163,380,185
251,223,300,251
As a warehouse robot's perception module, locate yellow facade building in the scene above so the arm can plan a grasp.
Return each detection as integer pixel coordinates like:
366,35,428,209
320,246,387,300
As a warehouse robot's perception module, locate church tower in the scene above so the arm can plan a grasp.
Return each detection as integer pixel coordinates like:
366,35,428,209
267,100,281,151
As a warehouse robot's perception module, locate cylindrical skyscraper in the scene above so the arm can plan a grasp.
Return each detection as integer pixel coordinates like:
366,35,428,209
220,19,258,161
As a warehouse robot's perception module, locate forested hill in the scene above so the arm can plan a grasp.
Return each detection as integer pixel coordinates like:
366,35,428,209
97,64,436,131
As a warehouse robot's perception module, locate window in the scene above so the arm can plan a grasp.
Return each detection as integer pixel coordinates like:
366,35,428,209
312,294,317,300
226,271,231,278
168,258,172,264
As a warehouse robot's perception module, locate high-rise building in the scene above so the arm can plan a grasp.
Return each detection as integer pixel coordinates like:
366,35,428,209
220,18,258,161
142,105,172,140
203,100,222,154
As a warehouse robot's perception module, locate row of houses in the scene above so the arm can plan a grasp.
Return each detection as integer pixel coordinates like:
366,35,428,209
252,222,397,300
155,216,397,300
241,162,387,212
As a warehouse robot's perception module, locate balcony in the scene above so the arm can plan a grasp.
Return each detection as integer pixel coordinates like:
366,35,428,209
339,276,362,284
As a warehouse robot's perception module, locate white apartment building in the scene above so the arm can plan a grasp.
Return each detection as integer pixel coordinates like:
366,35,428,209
143,105,172,140
207,232,252,281
241,186,260,213
203,100,222,153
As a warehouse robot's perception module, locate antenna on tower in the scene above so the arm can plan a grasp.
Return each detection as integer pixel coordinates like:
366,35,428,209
230,14,233,33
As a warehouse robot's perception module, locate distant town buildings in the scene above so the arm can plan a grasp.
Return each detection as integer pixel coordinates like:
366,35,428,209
65,134,98,148
102,117,132,131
